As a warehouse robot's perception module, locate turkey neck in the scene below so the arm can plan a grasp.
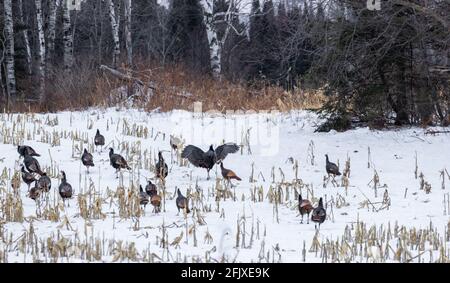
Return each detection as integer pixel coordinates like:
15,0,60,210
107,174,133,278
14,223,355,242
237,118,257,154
61,173,67,183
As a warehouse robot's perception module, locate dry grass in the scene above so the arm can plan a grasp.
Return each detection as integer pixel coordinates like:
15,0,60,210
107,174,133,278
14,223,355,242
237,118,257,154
3,62,326,113
135,64,326,112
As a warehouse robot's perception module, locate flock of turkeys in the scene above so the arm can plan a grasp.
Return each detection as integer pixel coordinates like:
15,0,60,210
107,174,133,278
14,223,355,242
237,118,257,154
17,128,341,230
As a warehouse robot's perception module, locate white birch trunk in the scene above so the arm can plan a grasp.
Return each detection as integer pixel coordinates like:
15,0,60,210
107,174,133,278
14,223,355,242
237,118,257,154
201,0,221,77
63,0,74,71
35,0,46,101
47,0,59,62
18,0,32,76
124,0,133,66
4,0,17,97
108,0,121,67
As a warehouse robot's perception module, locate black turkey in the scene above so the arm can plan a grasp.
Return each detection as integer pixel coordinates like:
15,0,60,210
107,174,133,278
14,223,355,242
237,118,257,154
181,143,239,180
109,148,131,177
17,145,40,158
145,180,157,197
139,185,149,209
24,154,44,176
94,129,105,152
155,151,168,179
59,171,73,205
311,197,326,230
175,188,190,214
37,172,51,192
81,148,94,173
325,154,341,177
21,165,36,190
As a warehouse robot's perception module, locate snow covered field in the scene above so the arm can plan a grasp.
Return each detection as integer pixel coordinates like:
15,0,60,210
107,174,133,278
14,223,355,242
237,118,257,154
0,107,449,263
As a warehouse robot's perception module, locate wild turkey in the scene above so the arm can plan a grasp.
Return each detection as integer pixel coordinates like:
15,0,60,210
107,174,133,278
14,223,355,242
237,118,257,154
139,185,149,209
151,194,162,213
155,151,168,179
325,154,341,178
181,143,239,180
220,162,242,184
311,197,326,230
28,181,42,201
109,148,131,177
21,165,36,190
145,180,157,197
94,129,105,152
170,135,182,151
298,194,313,224
176,188,190,214
17,145,40,158
81,148,94,173
24,154,44,176
58,171,73,205
37,172,51,192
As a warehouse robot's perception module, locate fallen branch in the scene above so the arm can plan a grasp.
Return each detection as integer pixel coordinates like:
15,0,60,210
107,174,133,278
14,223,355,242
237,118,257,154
424,129,450,136
100,65,153,89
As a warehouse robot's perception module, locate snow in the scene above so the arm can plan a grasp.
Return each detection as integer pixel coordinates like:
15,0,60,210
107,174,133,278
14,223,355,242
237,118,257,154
0,107,449,262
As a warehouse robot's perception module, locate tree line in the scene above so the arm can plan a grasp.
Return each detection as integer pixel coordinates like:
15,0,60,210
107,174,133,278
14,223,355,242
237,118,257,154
0,0,449,129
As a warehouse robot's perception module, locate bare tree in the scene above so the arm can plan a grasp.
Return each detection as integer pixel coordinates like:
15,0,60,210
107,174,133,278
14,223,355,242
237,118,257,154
0,37,5,99
107,0,121,67
3,0,17,98
124,0,132,66
201,0,221,77
35,0,46,101
17,0,32,76
201,0,247,78
47,0,60,63
63,0,74,71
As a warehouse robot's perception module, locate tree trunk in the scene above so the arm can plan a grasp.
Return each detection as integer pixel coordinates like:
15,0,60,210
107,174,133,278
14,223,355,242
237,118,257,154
108,0,121,67
394,60,410,125
124,0,132,66
0,47,4,99
35,0,46,102
18,0,32,76
63,0,74,71
47,0,59,63
4,0,17,98
201,0,221,77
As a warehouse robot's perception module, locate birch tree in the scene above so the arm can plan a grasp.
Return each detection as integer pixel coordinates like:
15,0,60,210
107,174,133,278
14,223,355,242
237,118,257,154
47,0,60,62
0,34,7,97
17,0,32,76
124,0,132,66
201,0,242,78
3,0,17,97
35,0,46,101
107,0,121,67
63,0,74,71
201,0,221,77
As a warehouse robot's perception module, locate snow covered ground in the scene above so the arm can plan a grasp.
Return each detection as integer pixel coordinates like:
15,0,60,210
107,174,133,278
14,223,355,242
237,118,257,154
0,107,449,263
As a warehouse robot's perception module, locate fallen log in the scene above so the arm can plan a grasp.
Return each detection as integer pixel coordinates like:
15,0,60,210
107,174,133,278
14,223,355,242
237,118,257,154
99,65,155,89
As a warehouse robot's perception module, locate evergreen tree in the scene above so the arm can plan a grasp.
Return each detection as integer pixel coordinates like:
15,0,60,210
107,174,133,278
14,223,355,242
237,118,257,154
167,0,210,73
